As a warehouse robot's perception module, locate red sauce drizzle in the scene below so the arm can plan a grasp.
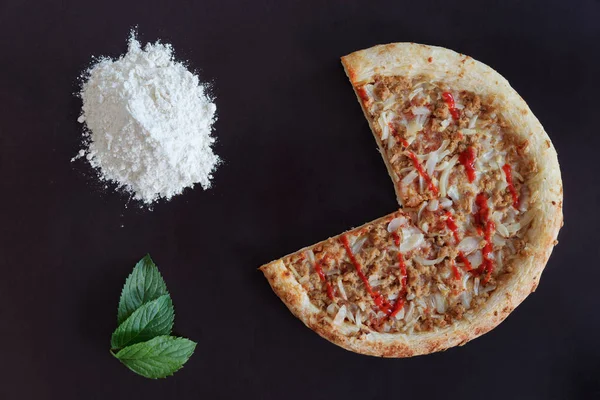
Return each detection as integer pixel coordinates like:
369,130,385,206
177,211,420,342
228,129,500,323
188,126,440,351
459,147,476,183
457,252,473,271
340,234,393,315
475,193,496,283
406,152,439,195
357,87,370,102
390,297,405,318
389,231,408,317
391,232,408,288
388,123,410,148
445,211,472,278
389,124,438,195
442,92,461,120
313,259,335,301
444,211,460,243
502,164,520,209
475,193,490,225
452,261,462,280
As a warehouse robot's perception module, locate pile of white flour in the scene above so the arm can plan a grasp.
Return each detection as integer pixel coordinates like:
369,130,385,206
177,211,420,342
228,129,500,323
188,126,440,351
75,32,219,204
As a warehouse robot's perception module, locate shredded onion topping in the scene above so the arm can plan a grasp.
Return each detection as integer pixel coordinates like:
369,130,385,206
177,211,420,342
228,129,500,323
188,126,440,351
333,305,347,326
414,254,446,266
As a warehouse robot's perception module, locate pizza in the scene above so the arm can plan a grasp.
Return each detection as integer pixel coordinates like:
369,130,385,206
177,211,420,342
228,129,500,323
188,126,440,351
260,43,563,357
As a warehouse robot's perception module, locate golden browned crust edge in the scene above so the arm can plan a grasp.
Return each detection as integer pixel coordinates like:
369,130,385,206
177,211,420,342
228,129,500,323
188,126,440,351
260,43,563,357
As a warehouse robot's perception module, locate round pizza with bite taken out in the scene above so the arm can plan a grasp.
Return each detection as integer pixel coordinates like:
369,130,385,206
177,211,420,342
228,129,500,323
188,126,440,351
260,43,563,357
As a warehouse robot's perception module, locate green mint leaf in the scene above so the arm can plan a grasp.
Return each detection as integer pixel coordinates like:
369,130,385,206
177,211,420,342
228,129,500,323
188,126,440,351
113,336,197,379
111,294,174,350
117,254,168,325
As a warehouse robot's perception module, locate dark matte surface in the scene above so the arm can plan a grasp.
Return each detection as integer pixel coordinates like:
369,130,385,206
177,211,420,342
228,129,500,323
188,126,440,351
0,0,598,398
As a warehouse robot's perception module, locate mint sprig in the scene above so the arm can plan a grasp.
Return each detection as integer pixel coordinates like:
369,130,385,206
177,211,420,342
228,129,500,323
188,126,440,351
111,294,174,349
113,336,197,379
111,255,196,379
117,254,168,325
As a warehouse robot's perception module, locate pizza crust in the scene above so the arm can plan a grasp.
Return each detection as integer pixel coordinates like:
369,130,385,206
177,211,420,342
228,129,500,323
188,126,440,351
260,43,563,357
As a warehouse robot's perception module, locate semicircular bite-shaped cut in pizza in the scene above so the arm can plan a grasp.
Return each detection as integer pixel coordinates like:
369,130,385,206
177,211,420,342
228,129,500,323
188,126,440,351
260,43,563,357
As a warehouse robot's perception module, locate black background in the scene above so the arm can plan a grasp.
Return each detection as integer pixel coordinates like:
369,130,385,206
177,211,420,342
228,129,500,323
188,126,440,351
0,0,598,399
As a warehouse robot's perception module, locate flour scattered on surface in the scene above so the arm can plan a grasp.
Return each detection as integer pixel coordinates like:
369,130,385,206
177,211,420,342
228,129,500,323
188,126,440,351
74,32,219,204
